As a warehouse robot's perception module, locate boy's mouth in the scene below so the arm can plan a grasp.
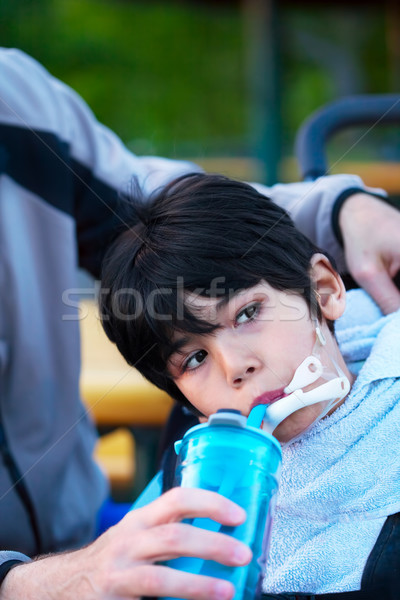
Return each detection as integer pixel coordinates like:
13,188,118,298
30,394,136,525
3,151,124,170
251,387,288,408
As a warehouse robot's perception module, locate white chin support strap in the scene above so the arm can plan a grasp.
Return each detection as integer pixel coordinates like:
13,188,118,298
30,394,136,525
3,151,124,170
261,359,350,433
247,323,350,436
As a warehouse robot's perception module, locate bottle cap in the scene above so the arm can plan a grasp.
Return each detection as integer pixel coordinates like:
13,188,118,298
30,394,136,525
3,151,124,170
208,409,246,427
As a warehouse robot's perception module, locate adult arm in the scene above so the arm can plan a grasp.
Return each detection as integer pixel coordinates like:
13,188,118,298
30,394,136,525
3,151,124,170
2,48,394,279
3,47,397,302
0,47,201,277
256,177,400,313
253,175,386,272
0,489,251,600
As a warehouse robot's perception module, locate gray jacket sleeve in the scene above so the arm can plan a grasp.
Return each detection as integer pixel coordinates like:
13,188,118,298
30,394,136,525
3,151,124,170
252,175,387,273
0,551,31,563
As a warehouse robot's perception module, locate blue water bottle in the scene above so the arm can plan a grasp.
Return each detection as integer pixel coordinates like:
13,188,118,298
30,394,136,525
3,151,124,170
165,409,282,600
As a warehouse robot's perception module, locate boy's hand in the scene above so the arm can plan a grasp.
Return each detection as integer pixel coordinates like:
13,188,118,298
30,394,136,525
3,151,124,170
0,488,251,600
339,193,400,314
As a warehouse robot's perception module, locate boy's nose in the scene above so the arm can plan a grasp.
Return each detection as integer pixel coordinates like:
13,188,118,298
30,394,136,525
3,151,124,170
231,364,257,387
218,340,262,387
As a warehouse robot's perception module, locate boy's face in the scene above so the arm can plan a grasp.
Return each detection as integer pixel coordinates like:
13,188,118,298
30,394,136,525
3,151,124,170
168,277,352,444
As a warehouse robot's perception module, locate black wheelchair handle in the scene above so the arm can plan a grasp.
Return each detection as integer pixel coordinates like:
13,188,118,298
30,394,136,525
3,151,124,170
295,94,400,181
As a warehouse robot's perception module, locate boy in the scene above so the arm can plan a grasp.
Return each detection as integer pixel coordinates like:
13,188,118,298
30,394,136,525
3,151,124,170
100,173,400,596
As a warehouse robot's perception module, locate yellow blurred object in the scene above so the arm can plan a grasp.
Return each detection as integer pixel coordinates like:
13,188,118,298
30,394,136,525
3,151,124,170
192,157,400,195
336,162,400,195
94,428,136,489
79,300,173,426
282,157,400,194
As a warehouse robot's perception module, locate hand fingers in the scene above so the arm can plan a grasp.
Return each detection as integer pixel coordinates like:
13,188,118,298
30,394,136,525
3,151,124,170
131,487,247,530
353,266,400,315
127,521,252,564
116,563,236,600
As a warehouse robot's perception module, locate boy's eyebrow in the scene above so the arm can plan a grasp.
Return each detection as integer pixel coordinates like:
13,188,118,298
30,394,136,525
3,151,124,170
186,290,241,313
214,294,234,312
166,322,219,361
167,336,191,359
214,289,246,312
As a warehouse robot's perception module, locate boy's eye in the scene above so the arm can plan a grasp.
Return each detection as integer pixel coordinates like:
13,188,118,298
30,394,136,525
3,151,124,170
185,349,208,371
235,302,261,325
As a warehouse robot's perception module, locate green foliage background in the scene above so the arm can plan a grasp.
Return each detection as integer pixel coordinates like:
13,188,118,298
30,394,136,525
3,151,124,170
1,0,394,173
1,0,248,157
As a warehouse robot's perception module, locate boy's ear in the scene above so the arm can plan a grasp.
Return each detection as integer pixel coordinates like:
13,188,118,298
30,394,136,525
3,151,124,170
310,253,346,321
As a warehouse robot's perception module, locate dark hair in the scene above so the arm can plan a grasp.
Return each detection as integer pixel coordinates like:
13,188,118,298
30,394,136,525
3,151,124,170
100,173,331,414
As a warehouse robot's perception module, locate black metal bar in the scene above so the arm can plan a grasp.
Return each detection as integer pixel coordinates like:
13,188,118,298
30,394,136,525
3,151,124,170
295,94,400,181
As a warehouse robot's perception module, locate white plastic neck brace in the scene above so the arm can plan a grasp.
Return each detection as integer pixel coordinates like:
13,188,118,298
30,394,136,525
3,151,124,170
247,321,350,439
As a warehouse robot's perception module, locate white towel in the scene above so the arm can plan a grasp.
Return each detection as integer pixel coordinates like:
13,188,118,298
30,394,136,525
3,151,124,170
262,290,400,594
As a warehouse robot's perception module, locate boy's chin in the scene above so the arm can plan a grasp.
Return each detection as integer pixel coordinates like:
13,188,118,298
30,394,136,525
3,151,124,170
272,403,323,444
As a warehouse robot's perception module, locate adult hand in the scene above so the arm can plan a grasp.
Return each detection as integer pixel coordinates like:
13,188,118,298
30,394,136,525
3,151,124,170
0,488,251,600
339,193,400,314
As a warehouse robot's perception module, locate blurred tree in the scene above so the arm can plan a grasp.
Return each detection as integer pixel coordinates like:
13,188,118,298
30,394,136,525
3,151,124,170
0,0,395,175
0,0,247,157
